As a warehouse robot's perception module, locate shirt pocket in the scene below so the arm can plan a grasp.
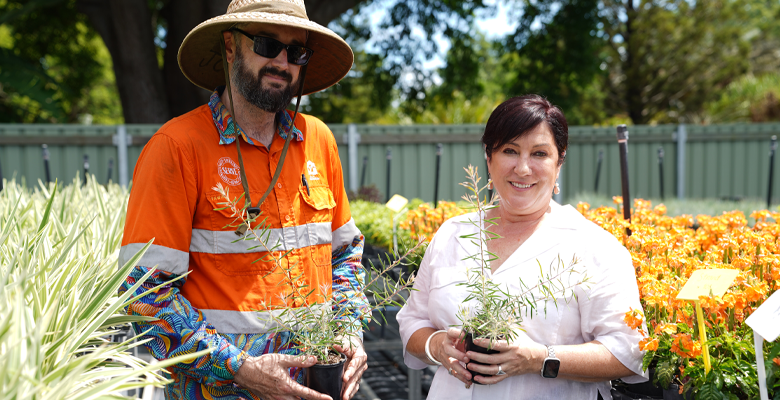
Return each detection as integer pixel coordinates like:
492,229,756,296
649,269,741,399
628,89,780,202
203,190,277,276
299,185,335,267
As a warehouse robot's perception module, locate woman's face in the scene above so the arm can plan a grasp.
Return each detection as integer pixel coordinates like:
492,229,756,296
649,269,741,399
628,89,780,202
487,123,561,218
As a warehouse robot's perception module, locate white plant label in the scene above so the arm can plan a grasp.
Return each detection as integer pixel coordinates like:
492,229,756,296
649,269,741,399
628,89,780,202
745,290,780,342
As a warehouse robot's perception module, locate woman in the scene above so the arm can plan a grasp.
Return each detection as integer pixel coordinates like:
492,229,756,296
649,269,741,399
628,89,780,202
396,95,647,399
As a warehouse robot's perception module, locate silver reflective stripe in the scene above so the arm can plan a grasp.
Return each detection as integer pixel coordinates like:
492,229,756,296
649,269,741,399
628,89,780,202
332,218,361,249
119,243,189,275
201,303,332,334
190,222,332,254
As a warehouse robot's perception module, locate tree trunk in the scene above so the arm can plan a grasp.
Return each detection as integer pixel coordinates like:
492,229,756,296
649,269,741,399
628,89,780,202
162,0,230,117
306,0,365,25
77,0,170,124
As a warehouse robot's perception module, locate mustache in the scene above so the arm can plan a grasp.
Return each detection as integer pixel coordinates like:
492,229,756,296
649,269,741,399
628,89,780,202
259,66,292,83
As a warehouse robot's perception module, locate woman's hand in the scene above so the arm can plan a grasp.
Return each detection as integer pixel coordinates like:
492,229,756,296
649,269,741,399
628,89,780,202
464,331,547,385
430,328,473,387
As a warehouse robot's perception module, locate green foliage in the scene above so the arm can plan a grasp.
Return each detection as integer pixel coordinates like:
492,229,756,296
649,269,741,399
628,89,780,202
350,199,396,249
598,0,770,124
303,50,398,123
703,72,780,123
678,328,780,399
0,176,208,399
0,0,122,123
502,0,603,125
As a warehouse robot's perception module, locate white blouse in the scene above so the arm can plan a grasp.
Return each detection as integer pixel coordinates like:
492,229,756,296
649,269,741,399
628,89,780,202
396,201,648,400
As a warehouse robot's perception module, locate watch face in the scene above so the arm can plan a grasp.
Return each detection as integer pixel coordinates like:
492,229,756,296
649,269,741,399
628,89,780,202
542,359,561,378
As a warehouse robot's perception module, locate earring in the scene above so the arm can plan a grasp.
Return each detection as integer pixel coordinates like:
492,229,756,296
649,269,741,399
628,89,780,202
554,182,561,195
487,176,493,190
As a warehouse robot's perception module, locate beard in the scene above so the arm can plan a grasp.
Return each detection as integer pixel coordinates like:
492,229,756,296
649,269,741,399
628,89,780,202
232,45,299,113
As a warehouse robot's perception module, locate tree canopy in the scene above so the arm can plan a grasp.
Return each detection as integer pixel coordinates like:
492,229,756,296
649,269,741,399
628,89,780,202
1,0,779,125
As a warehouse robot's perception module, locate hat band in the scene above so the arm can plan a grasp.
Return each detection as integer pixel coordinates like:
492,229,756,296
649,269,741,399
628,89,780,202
230,1,308,20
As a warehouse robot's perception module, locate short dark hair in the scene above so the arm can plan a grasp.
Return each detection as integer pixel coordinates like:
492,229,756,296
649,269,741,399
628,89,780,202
482,95,568,165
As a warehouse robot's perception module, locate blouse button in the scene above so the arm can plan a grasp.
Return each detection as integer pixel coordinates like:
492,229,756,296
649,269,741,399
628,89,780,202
285,215,291,221
277,183,282,189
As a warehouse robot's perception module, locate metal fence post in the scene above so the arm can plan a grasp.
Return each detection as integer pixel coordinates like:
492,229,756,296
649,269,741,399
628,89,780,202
113,125,130,188
347,124,360,193
676,124,686,200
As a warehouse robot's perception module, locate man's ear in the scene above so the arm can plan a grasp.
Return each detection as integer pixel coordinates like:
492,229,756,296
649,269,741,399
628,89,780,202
222,31,237,64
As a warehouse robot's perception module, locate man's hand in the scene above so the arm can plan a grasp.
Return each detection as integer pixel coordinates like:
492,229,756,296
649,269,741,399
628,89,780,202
234,353,332,400
334,336,368,400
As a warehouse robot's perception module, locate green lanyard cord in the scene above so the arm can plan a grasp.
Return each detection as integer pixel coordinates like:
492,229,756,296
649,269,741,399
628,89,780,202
219,33,307,234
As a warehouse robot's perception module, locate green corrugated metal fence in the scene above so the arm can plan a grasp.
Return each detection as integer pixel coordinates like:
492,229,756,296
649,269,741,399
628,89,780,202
1,123,779,204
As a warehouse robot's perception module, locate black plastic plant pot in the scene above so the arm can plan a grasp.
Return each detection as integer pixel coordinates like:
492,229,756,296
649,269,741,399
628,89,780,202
305,354,346,400
662,384,693,400
611,368,663,399
464,333,500,384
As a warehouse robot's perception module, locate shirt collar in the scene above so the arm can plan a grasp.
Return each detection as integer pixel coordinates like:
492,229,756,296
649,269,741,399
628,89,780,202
209,87,304,145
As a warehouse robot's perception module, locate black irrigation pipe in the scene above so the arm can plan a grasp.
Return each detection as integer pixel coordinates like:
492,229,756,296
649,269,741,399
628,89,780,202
434,143,442,208
107,158,114,185
657,147,665,199
617,125,632,236
360,155,368,188
82,154,89,186
768,135,777,208
385,148,392,202
485,156,492,201
594,149,604,192
42,144,51,184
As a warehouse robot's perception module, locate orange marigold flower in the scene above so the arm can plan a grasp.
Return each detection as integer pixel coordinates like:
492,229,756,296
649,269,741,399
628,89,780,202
671,334,702,358
773,357,780,367
639,337,659,351
654,323,678,335
623,308,646,334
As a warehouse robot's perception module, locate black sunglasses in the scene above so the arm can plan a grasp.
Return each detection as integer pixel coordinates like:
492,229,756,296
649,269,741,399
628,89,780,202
231,29,314,66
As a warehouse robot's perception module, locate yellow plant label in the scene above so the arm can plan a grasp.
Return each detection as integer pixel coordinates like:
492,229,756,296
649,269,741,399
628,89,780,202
676,269,739,300
385,194,409,213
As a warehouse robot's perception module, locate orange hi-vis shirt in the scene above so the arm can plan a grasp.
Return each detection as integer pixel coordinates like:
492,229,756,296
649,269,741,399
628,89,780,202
120,104,363,334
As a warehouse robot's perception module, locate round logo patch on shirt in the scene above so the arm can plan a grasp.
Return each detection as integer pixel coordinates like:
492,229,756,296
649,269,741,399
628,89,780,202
218,157,242,186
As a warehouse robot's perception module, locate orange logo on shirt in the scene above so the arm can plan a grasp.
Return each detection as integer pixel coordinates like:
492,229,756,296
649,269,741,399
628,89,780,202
218,157,241,186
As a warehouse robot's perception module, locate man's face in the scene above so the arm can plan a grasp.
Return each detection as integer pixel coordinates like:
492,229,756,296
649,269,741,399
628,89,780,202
231,24,307,113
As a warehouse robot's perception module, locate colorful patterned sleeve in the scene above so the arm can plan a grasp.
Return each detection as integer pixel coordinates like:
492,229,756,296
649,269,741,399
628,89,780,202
119,265,249,385
331,235,370,334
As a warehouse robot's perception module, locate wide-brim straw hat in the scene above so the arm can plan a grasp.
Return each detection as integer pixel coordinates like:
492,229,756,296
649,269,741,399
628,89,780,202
178,0,353,95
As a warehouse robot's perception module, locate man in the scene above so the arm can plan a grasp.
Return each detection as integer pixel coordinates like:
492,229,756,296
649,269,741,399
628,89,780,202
118,1,368,399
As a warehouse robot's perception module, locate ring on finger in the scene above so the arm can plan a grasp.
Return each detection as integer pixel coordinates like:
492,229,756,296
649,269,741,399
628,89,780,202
496,364,506,376
448,367,454,375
